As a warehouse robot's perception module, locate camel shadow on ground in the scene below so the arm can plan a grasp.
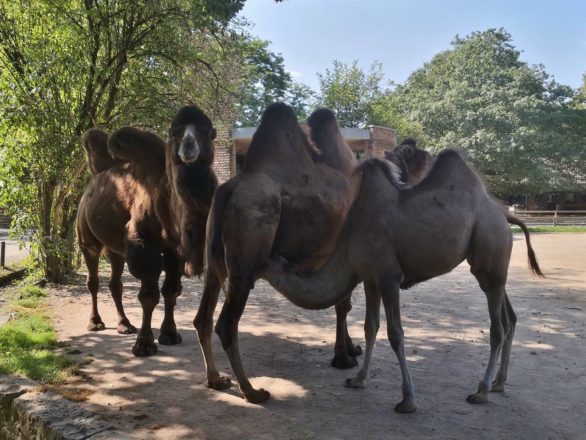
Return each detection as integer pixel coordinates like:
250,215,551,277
50,241,586,440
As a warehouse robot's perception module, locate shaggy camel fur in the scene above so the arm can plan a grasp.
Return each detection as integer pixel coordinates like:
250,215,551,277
384,138,432,185
264,150,543,413
77,106,217,356
193,103,362,403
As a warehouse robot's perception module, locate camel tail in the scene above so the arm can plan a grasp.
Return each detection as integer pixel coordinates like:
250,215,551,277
205,179,236,283
507,214,544,277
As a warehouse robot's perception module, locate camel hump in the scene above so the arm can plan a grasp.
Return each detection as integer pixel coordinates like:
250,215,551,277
82,128,123,175
171,105,213,129
416,149,481,191
260,102,298,124
245,103,315,172
307,108,337,128
108,127,165,162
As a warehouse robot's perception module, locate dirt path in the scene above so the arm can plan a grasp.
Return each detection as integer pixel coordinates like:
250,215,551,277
51,233,586,440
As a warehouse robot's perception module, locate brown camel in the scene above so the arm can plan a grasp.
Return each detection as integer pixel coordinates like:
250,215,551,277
264,150,543,412
384,138,432,185
76,105,217,356
193,103,362,402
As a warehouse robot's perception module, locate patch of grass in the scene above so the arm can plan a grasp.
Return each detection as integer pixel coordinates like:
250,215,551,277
511,225,586,233
0,284,76,383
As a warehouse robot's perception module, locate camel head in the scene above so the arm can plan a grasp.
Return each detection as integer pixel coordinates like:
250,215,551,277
168,105,216,166
384,138,432,185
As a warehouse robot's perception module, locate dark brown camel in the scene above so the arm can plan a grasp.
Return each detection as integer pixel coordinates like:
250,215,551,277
76,105,217,356
384,138,432,185
264,150,543,412
193,103,362,402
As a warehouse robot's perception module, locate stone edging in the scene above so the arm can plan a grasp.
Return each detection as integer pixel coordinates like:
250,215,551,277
0,375,129,440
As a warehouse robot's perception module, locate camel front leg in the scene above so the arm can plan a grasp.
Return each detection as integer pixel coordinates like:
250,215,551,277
132,275,160,356
331,295,362,369
345,282,380,389
193,270,232,390
159,251,183,345
215,276,269,403
380,274,417,413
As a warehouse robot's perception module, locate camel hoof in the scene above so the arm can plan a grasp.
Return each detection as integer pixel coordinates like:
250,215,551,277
207,376,232,390
344,377,366,389
117,319,137,335
330,354,358,369
395,397,418,413
243,388,270,404
132,340,158,357
87,320,106,332
466,391,489,404
158,330,182,345
348,344,362,357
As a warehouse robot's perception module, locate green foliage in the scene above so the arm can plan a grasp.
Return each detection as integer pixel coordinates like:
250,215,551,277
393,28,586,195
236,39,315,126
317,60,385,127
0,284,75,383
0,0,255,282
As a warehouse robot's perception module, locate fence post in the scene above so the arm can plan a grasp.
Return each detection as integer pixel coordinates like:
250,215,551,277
553,206,558,226
1,241,5,268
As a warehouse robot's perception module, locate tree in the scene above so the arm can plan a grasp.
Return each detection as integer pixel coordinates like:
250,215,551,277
394,28,586,195
0,0,247,282
235,39,315,126
317,60,385,127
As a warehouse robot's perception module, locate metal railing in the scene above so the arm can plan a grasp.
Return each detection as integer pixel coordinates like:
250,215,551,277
511,209,586,226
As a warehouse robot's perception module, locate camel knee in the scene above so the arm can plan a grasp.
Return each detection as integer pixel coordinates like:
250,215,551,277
489,324,505,348
389,331,404,352
336,296,352,314
108,279,122,295
87,276,99,294
364,321,380,341
215,314,235,350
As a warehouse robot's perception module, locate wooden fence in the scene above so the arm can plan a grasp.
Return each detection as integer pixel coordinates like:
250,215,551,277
511,210,586,226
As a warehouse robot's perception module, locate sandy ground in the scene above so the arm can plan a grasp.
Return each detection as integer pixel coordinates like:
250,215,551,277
50,233,586,440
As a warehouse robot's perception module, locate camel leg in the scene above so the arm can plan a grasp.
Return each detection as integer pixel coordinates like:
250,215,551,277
331,296,362,369
126,239,162,357
466,283,506,404
215,275,269,403
194,271,232,390
159,251,183,345
380,275,417,413
106,250,136,334
491,294,517,392
344,282,380,389
82,247,106,332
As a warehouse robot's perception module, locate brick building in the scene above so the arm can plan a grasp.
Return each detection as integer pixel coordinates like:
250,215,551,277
212,124,397,183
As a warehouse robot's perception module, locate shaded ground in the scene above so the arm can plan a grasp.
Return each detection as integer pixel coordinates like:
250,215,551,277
50,234,586,439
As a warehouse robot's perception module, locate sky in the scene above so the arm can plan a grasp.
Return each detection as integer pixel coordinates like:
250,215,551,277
239,0,586,91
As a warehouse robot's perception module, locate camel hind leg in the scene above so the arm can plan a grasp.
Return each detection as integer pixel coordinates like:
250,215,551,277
491,293,517,392
466,277,507,404
81,246,105,332
106,250,136,334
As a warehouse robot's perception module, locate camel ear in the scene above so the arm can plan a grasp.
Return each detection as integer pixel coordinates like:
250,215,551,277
211,128,217,140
